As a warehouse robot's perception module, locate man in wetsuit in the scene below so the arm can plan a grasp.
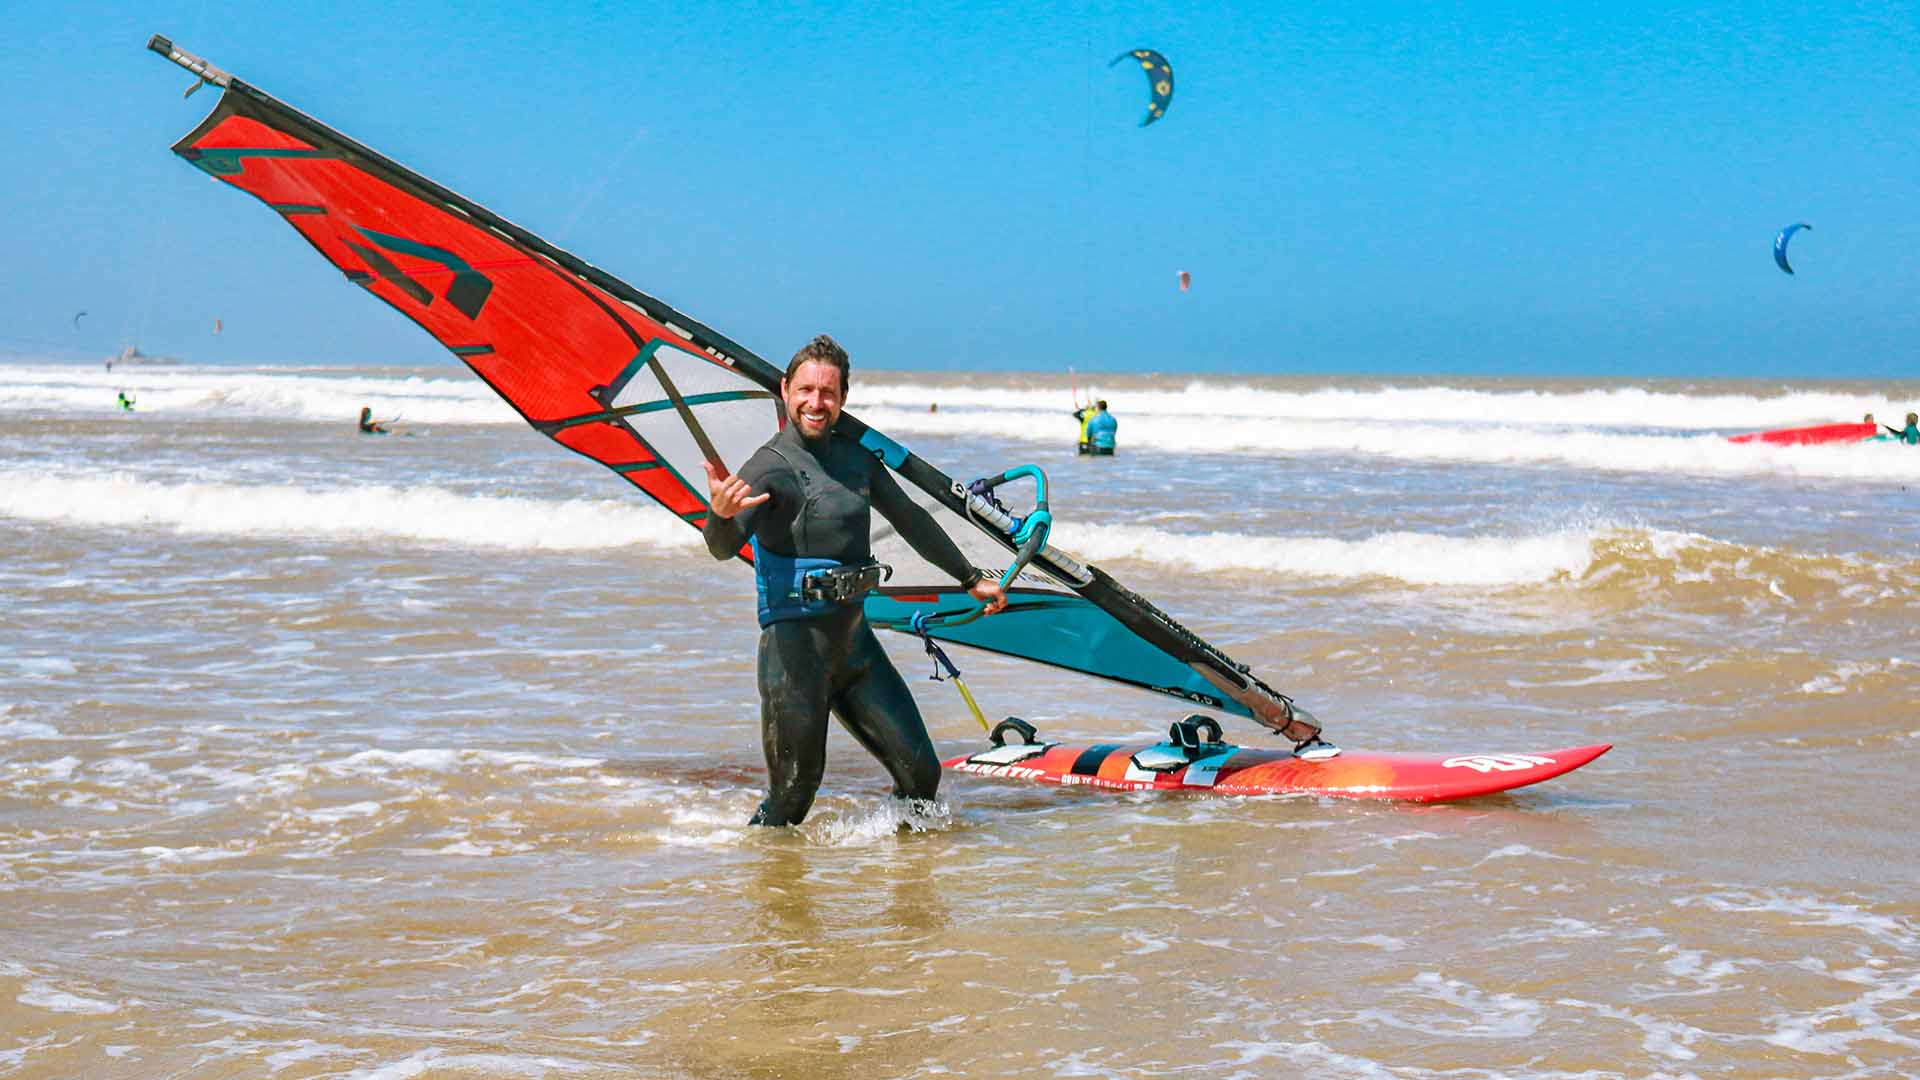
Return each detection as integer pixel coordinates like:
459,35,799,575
703,335,1007,826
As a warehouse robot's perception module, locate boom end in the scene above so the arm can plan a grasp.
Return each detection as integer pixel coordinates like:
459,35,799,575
145,34,233,91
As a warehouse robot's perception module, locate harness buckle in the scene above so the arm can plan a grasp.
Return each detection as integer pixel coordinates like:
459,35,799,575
799,561,892,604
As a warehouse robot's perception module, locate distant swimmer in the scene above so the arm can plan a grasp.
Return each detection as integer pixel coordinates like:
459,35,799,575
1080,399,1117,456
929,402,938,413
116,391,135,412
1889,412,1920,445
358,406,389,434
1863,413,1876,426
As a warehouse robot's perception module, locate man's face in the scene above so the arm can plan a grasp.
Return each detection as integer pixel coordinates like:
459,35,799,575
782,360,845,440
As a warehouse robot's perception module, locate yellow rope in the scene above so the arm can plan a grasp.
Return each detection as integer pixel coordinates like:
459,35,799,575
951,676,990,733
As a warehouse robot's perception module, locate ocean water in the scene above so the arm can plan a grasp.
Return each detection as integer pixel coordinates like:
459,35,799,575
2,358,1917,1078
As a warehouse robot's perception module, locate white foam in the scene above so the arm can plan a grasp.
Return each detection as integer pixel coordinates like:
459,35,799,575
1473,844,1576,867
1050,520,1603,587
17,984,118,1015
306,801,385,824
1797,660,1889,695
857,378,1907,432
0,655,78,679
1556,998,1705,1061
805,797,954,845
0,717,61,739
1759,969,1920,1056
1678,890,1915,948
872,403,1920,482
0,362,514,425
344,1050,589,1079
0,468,700,552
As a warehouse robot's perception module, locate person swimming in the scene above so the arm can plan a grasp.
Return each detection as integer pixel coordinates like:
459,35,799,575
358,406,388,434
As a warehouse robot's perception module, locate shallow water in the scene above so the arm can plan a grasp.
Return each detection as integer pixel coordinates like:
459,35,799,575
2,361,1917,1077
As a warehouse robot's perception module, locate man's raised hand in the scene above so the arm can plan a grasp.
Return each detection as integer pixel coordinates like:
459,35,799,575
704,461,770,519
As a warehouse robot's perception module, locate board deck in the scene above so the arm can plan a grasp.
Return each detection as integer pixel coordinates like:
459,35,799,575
944,736,1611,802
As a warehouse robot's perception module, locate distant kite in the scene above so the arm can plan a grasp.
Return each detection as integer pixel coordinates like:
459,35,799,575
214,318,222,335
72,311,86,329
1774,223,1812,275
1177,270,1191,292
1110,49,1174,126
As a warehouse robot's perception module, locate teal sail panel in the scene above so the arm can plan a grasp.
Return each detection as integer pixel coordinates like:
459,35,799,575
864,587,1251,719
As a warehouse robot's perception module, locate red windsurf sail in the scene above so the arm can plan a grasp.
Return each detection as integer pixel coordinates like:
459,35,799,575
149,37,781,553
147,35,1323,742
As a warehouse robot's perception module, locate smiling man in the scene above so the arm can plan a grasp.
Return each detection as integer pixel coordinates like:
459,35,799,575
703,334,1007,826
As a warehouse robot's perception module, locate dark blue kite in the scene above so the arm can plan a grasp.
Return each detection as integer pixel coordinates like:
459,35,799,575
1773,223,1812,275
1110,49,1174,126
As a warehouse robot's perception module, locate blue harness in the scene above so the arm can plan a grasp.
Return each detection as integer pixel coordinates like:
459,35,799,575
751,539,890,627
751,539,843,626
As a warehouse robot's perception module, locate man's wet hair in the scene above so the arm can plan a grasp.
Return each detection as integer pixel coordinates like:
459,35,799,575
1097,399,1108,410
786,334,850,393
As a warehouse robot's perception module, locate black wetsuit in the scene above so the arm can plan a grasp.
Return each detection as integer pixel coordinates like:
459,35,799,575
704,423,982,826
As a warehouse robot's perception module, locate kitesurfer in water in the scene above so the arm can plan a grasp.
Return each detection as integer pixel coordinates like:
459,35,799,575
703,335,1007,826
1072,400,1117,455
1075,400,1117,456
357,406,388,434
116,392,135,412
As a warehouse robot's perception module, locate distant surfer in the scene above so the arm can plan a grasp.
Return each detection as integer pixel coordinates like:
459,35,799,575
1890,412,1920,445
357,406,388,434
1072,400,1117,456
116,391,135,412
703,335,1007,827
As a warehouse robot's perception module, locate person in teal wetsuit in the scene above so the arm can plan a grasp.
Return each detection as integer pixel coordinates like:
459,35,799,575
1084,400,1117,456
1888,411,1920,445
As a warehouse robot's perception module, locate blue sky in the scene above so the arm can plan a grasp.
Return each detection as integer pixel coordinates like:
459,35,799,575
9,2,1920,378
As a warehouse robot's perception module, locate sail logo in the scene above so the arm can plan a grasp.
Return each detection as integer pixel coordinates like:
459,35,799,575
345,228,494,320
1442,753,1555,774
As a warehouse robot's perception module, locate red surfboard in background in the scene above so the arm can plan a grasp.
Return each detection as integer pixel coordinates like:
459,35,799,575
1729,422,1877,446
